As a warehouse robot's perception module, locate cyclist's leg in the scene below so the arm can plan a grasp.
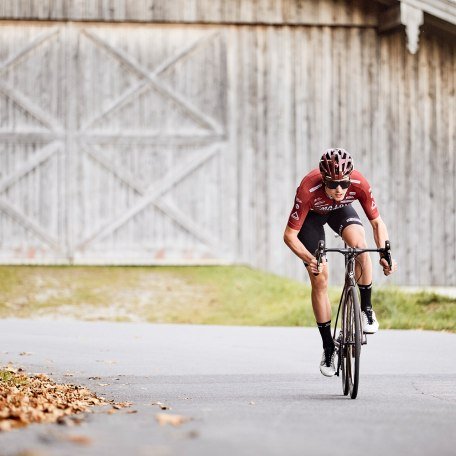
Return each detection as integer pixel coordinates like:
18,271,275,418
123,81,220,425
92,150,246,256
327,206,378,332
298,212,331,323
298,213,336,375
326,206,371,285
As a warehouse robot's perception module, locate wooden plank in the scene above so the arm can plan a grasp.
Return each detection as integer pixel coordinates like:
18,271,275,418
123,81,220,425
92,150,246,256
225,26,239,261
0,141,61,193
0,0,380,25
0,27,59,73
0,197,62,251
450,38,456,285
438,37,453,285
82,29,223,134
76,145,219,250
154,197,221,250
80,31,213,131
0,81,63,132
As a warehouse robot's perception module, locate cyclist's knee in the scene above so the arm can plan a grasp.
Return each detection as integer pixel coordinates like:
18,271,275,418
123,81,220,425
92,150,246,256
310,272,328,291
346,235,367,249
342,224,367,248
355,239,368,249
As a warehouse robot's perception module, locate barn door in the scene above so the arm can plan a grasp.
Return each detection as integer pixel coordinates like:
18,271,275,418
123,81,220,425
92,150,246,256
0,23,233,264
0,25,67,263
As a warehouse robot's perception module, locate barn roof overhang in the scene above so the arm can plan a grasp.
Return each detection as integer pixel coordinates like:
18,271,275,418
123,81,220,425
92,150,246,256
376,0,456,53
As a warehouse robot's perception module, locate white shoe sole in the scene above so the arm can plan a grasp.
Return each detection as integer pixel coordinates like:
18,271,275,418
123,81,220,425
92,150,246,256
320,369,336,377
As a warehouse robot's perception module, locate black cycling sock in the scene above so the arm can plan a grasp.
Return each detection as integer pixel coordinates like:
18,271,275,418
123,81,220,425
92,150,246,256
317,320,334,351
358,283,372,312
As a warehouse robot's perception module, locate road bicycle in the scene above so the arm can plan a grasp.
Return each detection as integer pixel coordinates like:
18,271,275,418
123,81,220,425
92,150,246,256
314,240,392,399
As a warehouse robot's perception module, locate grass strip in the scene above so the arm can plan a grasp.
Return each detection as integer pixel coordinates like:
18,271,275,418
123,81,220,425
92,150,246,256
0,266,454,331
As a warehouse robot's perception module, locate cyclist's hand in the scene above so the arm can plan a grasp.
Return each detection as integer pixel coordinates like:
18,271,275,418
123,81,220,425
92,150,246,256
309,257,326,275
380,258,397,276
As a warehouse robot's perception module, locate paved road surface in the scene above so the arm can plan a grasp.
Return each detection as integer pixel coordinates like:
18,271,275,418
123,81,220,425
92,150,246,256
0,319,455,456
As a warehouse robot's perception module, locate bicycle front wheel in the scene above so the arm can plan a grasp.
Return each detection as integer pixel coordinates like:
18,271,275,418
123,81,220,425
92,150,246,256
341,286,362,399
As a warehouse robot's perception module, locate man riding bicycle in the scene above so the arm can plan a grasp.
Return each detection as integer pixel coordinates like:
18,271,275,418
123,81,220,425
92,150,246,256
283,148,398,377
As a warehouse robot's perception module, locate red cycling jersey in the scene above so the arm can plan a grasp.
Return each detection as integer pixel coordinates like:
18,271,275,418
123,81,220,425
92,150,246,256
287,169,380,231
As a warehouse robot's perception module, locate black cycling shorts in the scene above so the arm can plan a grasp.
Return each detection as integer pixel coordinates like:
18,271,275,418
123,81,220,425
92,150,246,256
298,205,363,265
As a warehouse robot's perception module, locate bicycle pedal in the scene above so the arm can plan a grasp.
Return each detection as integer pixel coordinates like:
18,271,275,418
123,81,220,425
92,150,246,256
362,334,368,345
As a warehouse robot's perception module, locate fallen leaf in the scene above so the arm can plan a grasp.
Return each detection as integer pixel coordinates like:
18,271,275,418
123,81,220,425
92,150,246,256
113,401,133,409
88,376,101,380
152,401,170,410
14,450,48,456
19,352,33,356
98,383,109,387
155,413,191,427
126,410,138,414
65,434,92,445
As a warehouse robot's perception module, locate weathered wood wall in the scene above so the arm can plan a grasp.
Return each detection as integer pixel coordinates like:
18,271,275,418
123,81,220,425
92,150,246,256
0,0,379,25
233,25,455,287
0,1,454,285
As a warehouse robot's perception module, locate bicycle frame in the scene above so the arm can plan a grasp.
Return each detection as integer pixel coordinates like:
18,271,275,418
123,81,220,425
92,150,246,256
314,240,392,378
331,251,365,377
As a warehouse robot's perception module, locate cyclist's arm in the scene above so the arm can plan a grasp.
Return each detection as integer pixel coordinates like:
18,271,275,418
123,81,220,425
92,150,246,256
370,216,398,275
283,226,314,263
369,216,389,248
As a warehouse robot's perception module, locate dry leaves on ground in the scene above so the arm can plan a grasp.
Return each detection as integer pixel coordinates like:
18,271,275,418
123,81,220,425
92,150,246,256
0,365,109,432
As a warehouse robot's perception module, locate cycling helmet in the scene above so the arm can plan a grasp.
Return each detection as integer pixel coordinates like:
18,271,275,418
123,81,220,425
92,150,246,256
319,148,354,180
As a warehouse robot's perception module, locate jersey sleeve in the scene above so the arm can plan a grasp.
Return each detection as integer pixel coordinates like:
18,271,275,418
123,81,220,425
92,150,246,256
287,187,310,230
357,175,380,220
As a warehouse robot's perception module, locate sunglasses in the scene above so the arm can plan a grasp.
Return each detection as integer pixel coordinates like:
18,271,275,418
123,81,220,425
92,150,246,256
325,179,351,190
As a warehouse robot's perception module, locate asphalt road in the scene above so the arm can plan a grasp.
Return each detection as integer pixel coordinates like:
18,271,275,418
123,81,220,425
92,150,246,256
0,319,455,456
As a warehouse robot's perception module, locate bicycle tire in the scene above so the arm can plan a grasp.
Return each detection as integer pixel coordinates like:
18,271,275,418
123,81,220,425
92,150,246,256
340,289,350,396
342,287,362,399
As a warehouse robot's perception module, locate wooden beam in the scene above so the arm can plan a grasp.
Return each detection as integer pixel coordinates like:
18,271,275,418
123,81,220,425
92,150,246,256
378,4,402,32
402,0,456,25
154,198,220,250
0,141,61,193
378,2,424,54
375,0,397,5
80,31,214,131
0,81,64,132
424,12,456,36
81,29,224,134
0,28,59,74
76,145,219,251
0,198,63,252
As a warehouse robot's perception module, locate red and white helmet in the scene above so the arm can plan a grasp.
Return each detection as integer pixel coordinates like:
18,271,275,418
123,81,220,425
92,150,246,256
319,148,354,180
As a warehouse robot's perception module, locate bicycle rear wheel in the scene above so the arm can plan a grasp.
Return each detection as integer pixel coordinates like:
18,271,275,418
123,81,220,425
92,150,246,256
341,286,362,399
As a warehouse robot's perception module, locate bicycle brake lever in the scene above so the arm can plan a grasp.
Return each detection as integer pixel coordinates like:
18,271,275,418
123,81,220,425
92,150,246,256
313,240,325,276
384,240,392,271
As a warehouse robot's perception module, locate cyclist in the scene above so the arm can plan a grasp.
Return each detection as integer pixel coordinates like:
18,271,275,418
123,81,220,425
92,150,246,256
283,148,397,377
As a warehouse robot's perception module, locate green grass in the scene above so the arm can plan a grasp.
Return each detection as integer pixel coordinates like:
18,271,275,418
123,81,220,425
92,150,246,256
0,266,454,331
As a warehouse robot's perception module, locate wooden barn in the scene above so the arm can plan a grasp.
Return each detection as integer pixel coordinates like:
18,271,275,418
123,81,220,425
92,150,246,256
0,0,454,286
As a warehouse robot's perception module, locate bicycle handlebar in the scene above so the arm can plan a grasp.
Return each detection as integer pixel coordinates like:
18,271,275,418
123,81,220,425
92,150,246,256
313,240,392,276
